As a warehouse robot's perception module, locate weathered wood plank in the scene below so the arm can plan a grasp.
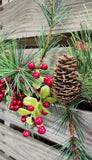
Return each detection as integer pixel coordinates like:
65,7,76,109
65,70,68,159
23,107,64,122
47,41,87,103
0,155,7,160
0,102,92,154
0,0,92,40
23,48,67,68
0,123,59,160
0,150,14,160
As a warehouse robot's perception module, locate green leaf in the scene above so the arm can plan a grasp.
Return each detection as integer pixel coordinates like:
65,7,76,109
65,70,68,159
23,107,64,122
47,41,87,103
38,76,44,83
44,97,57,103
26,117,33,125
42,106,51,114
18,108,31,116
34,109,41,118
23,97,38,107
41,85,50,99
30,129,34,139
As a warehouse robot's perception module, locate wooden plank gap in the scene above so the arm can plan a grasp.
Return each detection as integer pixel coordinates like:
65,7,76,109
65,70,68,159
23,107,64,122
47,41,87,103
0,149,5,154
0,119,4,124
10,123,61,149
17,33,72,48
10,124,24,133
8,156,16,160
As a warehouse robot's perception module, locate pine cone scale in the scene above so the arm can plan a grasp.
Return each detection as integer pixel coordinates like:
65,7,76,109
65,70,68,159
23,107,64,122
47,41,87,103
52,54,81,105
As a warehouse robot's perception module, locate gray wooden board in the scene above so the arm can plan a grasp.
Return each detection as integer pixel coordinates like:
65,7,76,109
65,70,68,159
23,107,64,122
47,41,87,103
0,102,92,154
0,123,59,160
0,0,92,39
21,47,68,70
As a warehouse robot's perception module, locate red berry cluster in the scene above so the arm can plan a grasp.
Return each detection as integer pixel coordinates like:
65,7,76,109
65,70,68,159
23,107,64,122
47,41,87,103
74,41,86,52
28,62,48,79
22,99,50,137
44,76,53,87
21,89,51,137
23,116,46,137
21,63,53,137
2,62,53,138
0,77,11,102
9,91,26,111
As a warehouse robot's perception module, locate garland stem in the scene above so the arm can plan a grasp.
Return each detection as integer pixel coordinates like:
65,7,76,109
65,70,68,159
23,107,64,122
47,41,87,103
65,106,79,160
37,23,53,68
37,1,53,68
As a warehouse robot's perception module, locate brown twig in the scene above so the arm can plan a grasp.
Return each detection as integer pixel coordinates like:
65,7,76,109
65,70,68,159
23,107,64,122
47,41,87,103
37,1,53,68
65,106,79,160
68,118,79,160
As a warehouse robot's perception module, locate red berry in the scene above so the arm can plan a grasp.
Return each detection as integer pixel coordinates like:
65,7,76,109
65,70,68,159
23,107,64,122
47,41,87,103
35,117,43,125
21,116,26,122
0,93,4,99
26,115,30,118
41,110,47,116
28,62,35,70
13,96,17,100
6,77,10,82
23,130,30,137
0,79,5,83
43,101,50,108
81,42,86,52
38,126,46,134
12,100,17,105
74,41,86,52
14,91,17,95
19,77,24,83
14,105,20,111
27,86,31,90
37,88,41,94
28,105,34,111
41,64,48,70
45,78,53,87
44,76,52,83
17,100,22,106
21,93,26,98
1,89,5,94
9,104,15,110
32,72,40,79
74,41,81,49
0,83,3,88
17,94,21,98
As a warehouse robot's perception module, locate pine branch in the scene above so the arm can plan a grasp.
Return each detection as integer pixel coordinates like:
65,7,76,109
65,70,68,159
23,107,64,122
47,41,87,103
37,0,70,67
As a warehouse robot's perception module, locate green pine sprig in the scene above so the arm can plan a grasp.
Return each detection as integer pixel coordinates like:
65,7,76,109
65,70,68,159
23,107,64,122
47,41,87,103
56,137,92,160
36,0,70,67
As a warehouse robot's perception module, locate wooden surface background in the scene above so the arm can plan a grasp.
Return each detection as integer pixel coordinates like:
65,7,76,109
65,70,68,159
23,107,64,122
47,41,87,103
0,102,92,160
0,0,92,160
0,0,92,40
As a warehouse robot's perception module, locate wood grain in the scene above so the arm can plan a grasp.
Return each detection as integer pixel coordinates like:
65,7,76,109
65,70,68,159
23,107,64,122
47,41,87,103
0,0,92,40
0,102,92,154
0,123,59,160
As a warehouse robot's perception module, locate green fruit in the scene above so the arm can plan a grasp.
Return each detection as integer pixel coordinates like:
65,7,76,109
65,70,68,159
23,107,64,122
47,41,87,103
41,85,50,99
23,97,38,107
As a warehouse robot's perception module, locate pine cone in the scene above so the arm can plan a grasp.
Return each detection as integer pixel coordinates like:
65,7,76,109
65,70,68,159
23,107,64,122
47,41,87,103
52,54,81,105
